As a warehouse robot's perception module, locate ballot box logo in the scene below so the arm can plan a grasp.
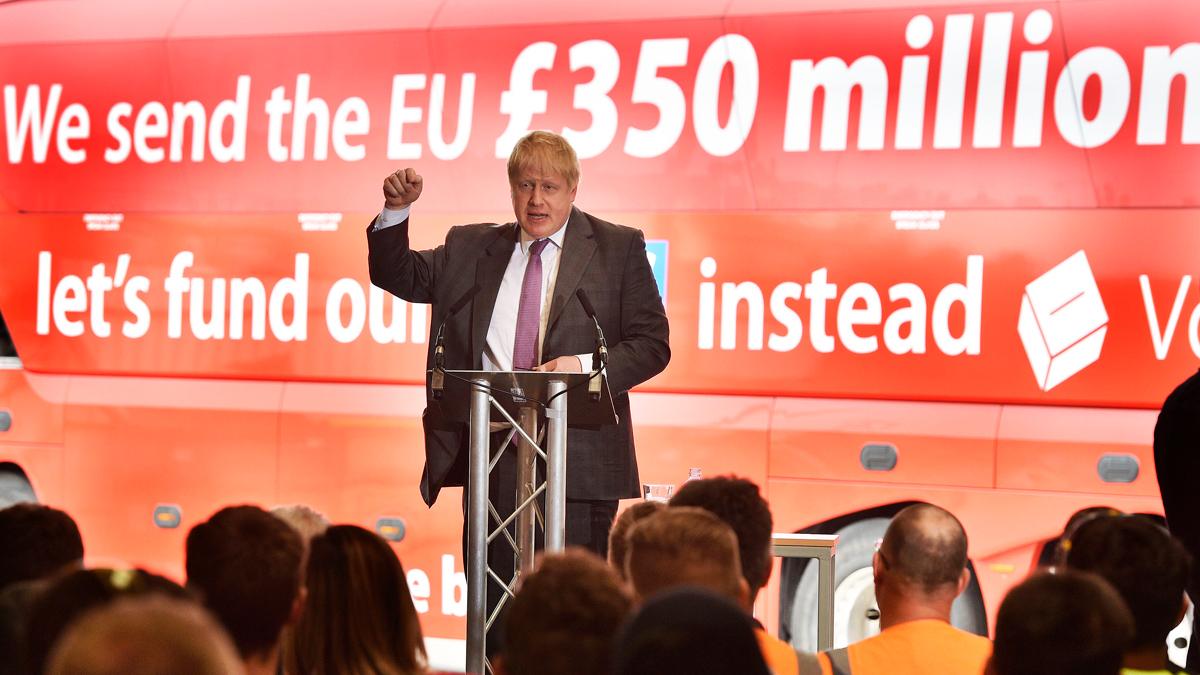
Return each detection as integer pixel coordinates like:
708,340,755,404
1018,251,1109,392
645,240,669,303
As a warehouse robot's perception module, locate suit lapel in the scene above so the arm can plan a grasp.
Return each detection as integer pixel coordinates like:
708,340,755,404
546,207,597,334
471,224,518,369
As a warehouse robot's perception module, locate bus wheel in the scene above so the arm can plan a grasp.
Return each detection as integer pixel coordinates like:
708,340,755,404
787,516,988,652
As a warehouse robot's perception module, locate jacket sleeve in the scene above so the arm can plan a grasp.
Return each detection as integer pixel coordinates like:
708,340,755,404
606,230,671,396
366,215,445,303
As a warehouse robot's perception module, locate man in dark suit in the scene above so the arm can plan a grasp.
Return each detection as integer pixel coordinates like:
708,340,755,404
367,131,670,581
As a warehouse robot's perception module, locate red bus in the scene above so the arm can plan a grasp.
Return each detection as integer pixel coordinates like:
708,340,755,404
1,0,1196,665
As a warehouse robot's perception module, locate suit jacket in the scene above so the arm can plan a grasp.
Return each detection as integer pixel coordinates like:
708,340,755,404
367,206,671,506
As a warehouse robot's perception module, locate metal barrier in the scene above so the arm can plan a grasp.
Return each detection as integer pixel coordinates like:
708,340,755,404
773,533,838,651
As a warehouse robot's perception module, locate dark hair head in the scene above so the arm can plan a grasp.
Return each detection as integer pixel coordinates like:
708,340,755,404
45,595,241,675
880,503,968,594
293,525,426,674
1051,506,1123,568
614,587,770,675
1065,514,1191,649
504,549,632,675
608,501,665,581
670,476,773,598
26,568,192,675
185,504,303,659
990,571,1133,675
0,503,83,590
625,507,743,603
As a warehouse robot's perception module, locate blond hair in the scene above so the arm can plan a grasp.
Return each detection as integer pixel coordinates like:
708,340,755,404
45,596,242,675
625,507,744,603
507,130,580,188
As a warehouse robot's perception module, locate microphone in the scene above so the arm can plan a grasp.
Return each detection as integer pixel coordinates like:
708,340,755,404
431,284,481,399
576,288,608,401
575,288,608,368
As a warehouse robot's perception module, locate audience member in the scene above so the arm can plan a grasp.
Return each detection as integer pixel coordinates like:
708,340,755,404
44,595,242,675
186,505,304,675
0,504,85,675
0,503,83,591
614,587,770,675
987,570,1133,675
1155,368,1200,671
1046,505,1123,569
291,525,429,675
817,503,990,675
498,548,632,675
1065,514,1193,674
668,477,805,673
607,500,664,582
271,504,330,544
625,507,810,675
625,506,745,601
670,477,773,602
25,567,192,674
271,504,330,675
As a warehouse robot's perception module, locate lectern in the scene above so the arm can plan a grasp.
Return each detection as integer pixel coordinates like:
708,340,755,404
429,368,617,675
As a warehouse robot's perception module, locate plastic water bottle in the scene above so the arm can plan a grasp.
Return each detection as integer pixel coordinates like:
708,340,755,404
686,467,703,483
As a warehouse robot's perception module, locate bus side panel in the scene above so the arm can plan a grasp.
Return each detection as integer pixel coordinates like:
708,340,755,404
277,381,470,639
62,376,283,576
996,405,1160,496
768,398,1001,488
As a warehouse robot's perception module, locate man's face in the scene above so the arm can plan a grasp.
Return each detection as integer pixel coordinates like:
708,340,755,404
510,167,576,239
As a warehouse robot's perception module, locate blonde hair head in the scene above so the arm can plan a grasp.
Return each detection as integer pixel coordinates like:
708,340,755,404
507,131,580,188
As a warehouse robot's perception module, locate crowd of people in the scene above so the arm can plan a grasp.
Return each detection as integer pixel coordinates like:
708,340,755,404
0,473,1193,675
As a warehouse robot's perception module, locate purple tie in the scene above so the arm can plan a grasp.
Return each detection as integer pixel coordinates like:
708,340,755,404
512,238,550,370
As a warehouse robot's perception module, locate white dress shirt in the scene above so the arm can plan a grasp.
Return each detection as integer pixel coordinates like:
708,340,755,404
376,206,591,371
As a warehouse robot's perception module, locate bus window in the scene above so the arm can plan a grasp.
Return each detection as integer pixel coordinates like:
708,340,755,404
0,311,15,358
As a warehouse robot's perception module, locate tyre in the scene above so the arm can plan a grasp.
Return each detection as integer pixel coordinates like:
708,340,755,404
0,470,36,507
788,516,988,652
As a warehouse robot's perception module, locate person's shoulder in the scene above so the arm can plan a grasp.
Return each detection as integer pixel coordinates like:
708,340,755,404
446,221,512,246
449,221,506,235
575,209,643,239
942,621,991,646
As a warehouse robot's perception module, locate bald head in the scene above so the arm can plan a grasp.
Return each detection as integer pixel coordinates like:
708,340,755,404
879,504,968,595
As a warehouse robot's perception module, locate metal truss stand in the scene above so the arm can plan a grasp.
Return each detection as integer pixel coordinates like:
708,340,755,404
428,369,616,675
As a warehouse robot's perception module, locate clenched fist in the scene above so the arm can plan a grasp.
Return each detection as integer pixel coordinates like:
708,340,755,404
383,168,423,209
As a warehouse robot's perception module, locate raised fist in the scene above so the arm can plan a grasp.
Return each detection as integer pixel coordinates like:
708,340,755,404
383,168,423,209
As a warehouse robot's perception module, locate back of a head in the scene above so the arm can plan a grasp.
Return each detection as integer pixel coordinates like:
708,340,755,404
607,501,665,581
669,476,773,597
1065,514,1192,650
294,525,426,675
880,503,968,595
45,595,242,675
0,503,83,590
270,504,330,544
185,505,303,660
625,507,743,603
614,587,770,675
1050,506,1123,568
504,549,632,675
26,568,192,675
990,571,1133,675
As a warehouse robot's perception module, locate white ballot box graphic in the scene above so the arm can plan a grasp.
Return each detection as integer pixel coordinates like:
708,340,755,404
1018,251,1109,392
